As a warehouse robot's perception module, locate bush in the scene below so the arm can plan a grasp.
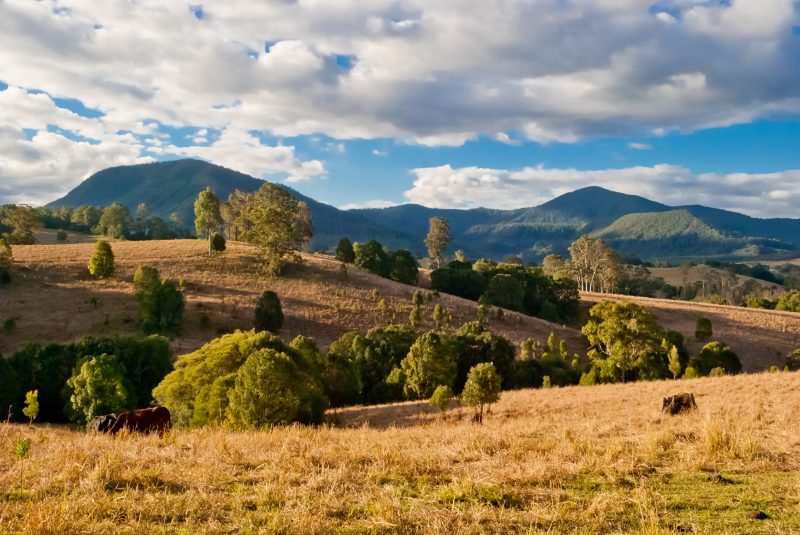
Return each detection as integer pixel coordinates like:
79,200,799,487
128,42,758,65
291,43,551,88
321,353,362,408
227,347,327,428
429,385,454,413
401,332,456,399
776,290,800,312
461,362,502,424
683,366,699,379
154,330,326,428
0,238,10,284
56,229,67,242
210,232,226,252
254,290,284,332
66,354,135,424
695,317,713,341
691,341,742,376
709,367,726,377
88,240,115,278
786,349,800,371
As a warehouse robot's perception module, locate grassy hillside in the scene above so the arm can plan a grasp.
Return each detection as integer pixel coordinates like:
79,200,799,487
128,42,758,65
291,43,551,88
0,239,583,358
581,292,800,371
1,371,798,533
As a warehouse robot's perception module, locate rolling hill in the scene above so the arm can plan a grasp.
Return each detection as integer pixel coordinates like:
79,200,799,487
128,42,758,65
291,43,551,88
49,159,800,262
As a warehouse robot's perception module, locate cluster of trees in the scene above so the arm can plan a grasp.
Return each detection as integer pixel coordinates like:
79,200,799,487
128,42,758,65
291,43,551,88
209,185,313,275
39,203,192,241
152,321,581,428
0,205,43,245
431,259,579,323
335,238,420,285
0,238,11,284
579,301,742,384
0,336,172,423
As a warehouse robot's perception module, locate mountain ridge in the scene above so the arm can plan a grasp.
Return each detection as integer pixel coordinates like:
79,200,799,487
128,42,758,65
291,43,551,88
49,159,800,262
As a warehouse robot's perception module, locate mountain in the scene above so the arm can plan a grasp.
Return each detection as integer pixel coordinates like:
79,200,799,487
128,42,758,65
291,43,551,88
49,159,800,262
49,160,422,253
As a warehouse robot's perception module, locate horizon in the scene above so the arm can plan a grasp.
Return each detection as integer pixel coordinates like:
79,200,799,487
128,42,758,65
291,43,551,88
2,1,800,217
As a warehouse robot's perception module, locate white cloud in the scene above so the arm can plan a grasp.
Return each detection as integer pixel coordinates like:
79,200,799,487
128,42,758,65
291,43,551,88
372,149,388,156
628,142,653,150
405,164,800,218
494,132,521,146
339,199,399,210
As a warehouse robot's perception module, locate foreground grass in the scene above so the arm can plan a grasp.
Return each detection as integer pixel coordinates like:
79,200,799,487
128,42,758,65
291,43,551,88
2,372,799,534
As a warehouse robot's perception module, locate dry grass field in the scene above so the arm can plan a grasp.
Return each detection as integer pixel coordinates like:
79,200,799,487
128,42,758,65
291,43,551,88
1,371,799,534
647,266,782,293
0,239,583,358
581,292,800,372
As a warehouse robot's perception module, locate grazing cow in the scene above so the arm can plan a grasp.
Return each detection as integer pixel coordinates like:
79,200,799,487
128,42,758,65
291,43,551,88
88,413,117,433
108,407,171,435
661,393,698,415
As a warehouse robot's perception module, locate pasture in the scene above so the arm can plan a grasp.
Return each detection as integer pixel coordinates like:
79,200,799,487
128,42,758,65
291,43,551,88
1,371,799,533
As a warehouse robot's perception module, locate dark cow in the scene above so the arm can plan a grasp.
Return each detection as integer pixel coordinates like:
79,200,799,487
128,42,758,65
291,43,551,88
108,407,171,435
88,413,117,432
661,393,698,415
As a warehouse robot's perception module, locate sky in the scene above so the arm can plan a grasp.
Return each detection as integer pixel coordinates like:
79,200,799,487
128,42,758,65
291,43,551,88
1,0,800,218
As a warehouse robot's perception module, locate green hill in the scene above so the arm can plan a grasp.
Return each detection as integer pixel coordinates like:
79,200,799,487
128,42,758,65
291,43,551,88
48,159,800,262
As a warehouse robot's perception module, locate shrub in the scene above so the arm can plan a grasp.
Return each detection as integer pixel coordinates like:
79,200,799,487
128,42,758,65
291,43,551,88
709,367,726,377
542,376,552,389
22,390,39,424
695,317,713,341
254,290,284,332
691,341,742,376
227,347,327,428
56,229,67,242
461,362,502,424
154,330,325,427
210,232,226,252
786,349,800,371
0,238,11,284
135,266,185,336
401,332,456,399
683,366,699,379
408,305,421,328
88,240,114,278
775,290,800,312
66,354,135,425
321,353,362,408
429,385,454,413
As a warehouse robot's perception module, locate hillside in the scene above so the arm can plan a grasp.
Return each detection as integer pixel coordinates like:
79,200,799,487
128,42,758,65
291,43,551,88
0,239,583,358
2,371,799,533
48,160,800,263
580,292,800,371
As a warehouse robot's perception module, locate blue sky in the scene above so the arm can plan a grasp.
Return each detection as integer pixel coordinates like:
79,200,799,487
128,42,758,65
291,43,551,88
2,0,800,217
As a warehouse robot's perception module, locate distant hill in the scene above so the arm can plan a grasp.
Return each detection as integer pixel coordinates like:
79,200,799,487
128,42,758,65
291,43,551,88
49,159,800,262
49,160,422,254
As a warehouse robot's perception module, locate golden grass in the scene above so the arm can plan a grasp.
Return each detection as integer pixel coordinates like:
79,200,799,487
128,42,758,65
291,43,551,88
2,371,799,533
647,266,783,292
1,239,583,358
581,292,800,372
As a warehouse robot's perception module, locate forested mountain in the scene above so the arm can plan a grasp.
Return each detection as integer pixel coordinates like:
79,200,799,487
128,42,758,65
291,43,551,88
49,159,800,262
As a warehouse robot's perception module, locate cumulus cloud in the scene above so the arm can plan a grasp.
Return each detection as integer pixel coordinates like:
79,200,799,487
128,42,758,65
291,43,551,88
405,164,800,218
628,142,653,150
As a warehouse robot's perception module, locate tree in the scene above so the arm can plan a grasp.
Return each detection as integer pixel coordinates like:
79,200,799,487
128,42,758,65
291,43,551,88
484,273,525,312
461,362,502,424
355,240,390,277
668,345,682,379
134,265,184,335
582,300,667,383
449,321,515,392
226,347,328,428
401,332,457,399
0,238,12,284
695,317,713,340
320,352,362,408
22,390,39,425
210,232,226,252
222,189,251,241
425,217,452,269
429,385,454,414
335,238,356,263
96,203,132,239
432,304,445,330
294,202,314,250
136,203,151,221
66,354,135,425
567,236,620,292
0,205,42,244
389,249,419,285
240,183,310,275
194,187,224,256
88,240,115,278
776,291,800,312
254,291,284,332
691,342,742,376
541,255,568,279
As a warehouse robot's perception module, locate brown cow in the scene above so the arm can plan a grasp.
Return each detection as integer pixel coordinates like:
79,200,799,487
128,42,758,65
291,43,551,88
661,393,698,415
108,407,171,435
